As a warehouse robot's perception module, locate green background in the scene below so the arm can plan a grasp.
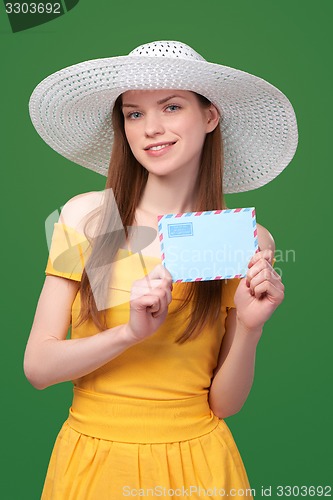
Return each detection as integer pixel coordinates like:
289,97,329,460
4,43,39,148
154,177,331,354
1,1,332,498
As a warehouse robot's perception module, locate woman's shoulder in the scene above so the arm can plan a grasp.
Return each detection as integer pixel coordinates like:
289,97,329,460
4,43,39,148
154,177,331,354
58,190,104,234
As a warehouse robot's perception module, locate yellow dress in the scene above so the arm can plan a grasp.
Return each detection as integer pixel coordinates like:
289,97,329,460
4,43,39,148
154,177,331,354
41,223,253,500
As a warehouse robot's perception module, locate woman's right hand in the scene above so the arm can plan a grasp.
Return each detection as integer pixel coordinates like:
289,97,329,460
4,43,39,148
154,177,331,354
124,264,173,344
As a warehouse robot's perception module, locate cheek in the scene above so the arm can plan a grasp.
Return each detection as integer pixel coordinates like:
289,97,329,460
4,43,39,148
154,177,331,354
123,125,137,150
180,113,207,138
185,123,207,148
123,127,144,164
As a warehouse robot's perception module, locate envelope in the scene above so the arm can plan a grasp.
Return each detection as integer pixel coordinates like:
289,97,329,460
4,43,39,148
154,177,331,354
157,208,258,282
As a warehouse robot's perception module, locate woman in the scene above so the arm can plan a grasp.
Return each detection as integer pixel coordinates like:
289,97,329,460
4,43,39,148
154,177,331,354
25,40,297,499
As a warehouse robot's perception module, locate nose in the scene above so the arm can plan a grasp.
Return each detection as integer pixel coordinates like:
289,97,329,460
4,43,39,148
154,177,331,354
144,111,165,137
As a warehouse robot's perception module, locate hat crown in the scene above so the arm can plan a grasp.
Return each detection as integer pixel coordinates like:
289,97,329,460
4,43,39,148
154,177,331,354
128,40,206,62
29,39,298,194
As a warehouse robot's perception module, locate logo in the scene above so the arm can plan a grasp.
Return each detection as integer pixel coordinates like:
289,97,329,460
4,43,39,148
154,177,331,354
3,0,80,33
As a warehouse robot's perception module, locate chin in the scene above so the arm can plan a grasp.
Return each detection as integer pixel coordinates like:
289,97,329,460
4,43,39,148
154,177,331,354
140,163,177,176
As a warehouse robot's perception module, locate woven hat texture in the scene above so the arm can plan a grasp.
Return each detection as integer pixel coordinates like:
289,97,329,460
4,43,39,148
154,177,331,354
29,40,298,193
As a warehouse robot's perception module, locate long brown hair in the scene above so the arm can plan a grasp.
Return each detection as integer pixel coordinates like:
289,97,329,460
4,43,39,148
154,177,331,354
76,92,226,344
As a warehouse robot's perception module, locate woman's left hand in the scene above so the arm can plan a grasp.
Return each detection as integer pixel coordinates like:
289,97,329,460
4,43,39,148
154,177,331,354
234,248,285,332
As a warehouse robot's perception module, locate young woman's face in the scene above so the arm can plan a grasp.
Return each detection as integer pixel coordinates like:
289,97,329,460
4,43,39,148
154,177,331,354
121,89,218,179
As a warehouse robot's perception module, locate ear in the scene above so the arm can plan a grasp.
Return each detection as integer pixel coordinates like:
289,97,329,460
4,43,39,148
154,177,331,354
205,104,220,133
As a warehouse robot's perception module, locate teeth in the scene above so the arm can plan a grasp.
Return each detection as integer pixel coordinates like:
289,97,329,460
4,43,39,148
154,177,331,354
149,143,173,151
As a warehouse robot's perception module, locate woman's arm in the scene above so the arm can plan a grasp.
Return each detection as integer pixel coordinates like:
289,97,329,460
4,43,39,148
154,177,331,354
24,267,172,390
208,224,284,418
24,192,173,390
208,309,262,418
23,275,137,390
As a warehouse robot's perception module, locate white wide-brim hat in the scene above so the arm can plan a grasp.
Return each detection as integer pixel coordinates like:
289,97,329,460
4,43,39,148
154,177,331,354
29,40,298,193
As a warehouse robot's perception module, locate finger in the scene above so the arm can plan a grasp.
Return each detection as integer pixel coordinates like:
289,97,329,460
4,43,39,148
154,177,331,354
160,285,172,306
134,295,161,311
145,289,171,316
131,284,153,301
149,287,172,317
140,267,172,295
246,257,271,287
144,277,172,290
148,264,173,282
131,276,173,301
252,280,285,302
248,267,282,293
139,287,166,310
248,249,274,268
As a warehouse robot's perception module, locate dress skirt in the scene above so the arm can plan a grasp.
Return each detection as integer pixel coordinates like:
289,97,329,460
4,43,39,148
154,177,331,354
41,387,253,499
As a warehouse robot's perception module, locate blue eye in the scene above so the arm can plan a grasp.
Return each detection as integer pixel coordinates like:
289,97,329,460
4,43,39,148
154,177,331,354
166,105,181,112
128,111,142,119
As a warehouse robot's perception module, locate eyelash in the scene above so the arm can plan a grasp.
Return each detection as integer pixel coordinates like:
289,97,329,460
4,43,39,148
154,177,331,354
126,104,182,120
127,111,142,120
165,104,181,112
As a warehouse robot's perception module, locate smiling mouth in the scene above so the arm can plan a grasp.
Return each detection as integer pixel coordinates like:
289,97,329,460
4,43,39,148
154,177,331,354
145,142,176,151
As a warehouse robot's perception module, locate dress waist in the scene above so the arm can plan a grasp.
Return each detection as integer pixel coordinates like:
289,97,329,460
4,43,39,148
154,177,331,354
67,387,220,443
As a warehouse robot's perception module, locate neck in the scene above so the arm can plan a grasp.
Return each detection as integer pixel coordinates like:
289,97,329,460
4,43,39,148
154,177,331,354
138,170,199,216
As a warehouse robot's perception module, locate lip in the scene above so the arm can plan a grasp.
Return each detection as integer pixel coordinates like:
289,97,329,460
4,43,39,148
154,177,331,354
144,141,176,157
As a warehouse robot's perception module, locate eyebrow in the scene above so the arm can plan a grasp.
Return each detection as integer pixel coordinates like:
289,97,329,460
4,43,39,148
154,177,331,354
122,94,186,108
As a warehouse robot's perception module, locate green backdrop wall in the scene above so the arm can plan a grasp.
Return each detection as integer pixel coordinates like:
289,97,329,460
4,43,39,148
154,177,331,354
1,1,332,498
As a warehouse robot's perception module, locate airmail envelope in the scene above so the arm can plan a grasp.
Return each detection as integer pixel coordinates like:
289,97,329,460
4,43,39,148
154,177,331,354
157,208,258,282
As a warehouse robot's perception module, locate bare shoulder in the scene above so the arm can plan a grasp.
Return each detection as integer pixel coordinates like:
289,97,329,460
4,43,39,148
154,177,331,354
256,223,275,252
59,190,104,233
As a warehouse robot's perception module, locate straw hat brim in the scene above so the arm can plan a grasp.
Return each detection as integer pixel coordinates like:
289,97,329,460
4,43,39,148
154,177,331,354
29,55,298,193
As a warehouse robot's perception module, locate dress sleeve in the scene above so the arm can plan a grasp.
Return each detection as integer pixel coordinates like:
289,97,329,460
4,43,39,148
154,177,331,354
45,223,91,282
221,278,241,309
